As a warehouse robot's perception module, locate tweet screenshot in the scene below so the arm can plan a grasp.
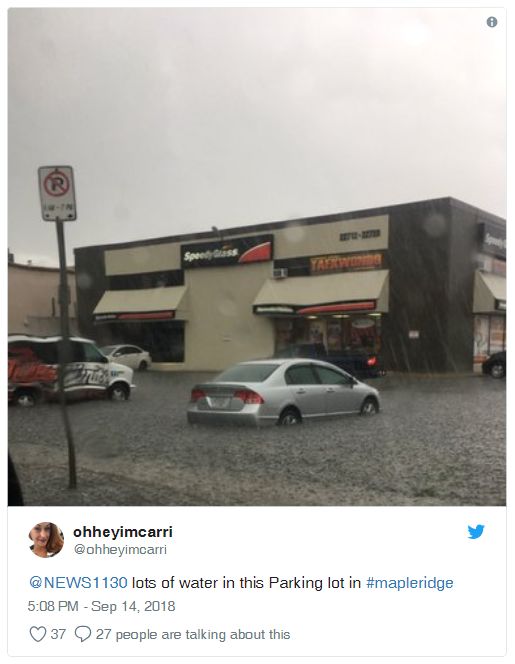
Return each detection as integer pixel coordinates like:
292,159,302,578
6,4,508,661
7,508,507,657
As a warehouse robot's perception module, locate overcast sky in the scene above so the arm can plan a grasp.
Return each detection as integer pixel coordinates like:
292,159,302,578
8,6,506,267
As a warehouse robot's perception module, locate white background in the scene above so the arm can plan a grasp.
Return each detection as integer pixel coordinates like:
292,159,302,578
8,507,506,658
3,1,511,663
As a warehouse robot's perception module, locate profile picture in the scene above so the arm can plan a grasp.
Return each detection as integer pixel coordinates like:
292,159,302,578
29,522,64,558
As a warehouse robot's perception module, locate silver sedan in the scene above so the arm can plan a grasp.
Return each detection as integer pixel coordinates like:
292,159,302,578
187,358,380,426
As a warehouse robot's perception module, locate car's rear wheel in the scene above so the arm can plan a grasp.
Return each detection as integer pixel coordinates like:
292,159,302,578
108,383,130,401
14,389,38,407
139,360,148,371
489,362,505,379
360,397,379,415
278,407,302,425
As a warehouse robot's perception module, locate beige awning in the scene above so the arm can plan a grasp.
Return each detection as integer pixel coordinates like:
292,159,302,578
93,286,188,321
473,271,506,313
253,270,389,314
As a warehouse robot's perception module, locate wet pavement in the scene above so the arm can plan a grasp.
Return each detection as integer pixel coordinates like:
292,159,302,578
8,371,506,506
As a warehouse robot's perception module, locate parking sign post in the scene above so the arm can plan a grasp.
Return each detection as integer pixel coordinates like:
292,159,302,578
55,220,77,489
38,166,77,490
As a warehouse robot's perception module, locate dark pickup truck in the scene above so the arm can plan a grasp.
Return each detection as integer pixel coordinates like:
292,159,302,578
274,343,386,379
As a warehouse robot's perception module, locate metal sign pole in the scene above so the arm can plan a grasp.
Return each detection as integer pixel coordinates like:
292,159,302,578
55,219,77,489
39,165,78,490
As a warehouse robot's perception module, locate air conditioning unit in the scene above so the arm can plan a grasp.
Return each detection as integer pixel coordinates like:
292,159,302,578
273,268,288,279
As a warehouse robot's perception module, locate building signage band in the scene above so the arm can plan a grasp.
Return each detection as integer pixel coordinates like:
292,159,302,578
181,235,274,269
340,229,381,241
254,301,377,316
254,305,296,315
310,252,383,274
94,311,175,322
478,222,506,259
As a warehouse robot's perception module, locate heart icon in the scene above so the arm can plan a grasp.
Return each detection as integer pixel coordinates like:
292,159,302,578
30,626,47,642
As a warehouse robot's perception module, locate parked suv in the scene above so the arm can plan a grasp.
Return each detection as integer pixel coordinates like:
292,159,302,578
274,343,385,378
8,335,135,406
481,350,506,379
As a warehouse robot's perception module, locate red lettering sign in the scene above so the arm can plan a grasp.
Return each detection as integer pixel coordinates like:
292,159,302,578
310,252,383,274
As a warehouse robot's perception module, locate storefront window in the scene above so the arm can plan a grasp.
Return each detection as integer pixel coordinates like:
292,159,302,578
275,320,293,349
473,315,490,364
473,315,506,366
350,317,379,351
489,316,505,354
100,321,185,363
308,319,326,345
327,320,343,351
274,315,382,354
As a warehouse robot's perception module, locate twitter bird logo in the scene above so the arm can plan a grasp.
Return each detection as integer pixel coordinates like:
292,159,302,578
468,524,485,539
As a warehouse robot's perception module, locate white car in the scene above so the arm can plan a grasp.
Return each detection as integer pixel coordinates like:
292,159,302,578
101,344,152,371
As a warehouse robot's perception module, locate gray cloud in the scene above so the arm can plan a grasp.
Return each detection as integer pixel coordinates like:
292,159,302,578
8,7,506,266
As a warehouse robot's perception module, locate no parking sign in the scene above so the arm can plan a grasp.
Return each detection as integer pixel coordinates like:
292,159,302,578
38,166,77,221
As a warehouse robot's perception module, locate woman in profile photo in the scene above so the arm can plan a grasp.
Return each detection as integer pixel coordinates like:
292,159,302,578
29,522,64,558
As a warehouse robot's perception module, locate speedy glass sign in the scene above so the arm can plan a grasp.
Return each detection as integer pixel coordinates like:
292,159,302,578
38,165,77,221
181,235,273,268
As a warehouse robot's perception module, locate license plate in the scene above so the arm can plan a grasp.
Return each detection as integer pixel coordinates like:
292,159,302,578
210,397,230,409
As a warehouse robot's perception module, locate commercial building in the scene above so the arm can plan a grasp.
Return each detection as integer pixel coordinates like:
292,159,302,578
8,261,78,336
74,197,506,373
